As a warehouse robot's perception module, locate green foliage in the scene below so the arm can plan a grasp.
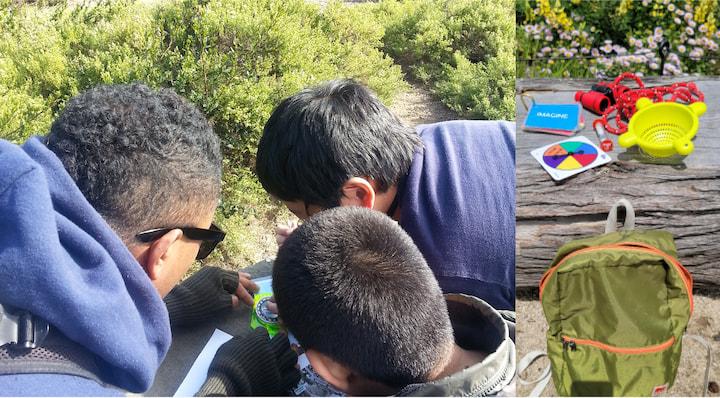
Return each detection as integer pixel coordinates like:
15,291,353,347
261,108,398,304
0,0,512,266
0,4,68,142
368,0,516,120
0,0,406,266
436,51,515,120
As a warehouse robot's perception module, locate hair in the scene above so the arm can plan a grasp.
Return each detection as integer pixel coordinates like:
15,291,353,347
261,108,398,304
46,83,221,243
272,206,454,389
256,79,421,209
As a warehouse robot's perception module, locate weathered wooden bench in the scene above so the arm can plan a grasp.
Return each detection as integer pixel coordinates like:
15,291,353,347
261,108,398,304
516,78,720,291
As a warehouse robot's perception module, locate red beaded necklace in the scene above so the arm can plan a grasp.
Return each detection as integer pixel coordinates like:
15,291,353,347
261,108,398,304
596,72,704,135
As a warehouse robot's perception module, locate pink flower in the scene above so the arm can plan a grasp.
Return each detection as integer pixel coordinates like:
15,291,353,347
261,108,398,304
678,45,686,53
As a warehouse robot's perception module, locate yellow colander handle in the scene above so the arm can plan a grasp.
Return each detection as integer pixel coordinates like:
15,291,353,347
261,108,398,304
619,132,638,148
689,101,707,117
675,139,694,156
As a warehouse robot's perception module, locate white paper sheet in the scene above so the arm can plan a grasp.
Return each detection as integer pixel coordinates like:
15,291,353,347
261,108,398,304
174,328,233,397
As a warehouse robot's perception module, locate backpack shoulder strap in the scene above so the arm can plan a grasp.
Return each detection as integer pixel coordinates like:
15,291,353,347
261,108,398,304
0,305,107,387
0,332,104,384
517,350,551,397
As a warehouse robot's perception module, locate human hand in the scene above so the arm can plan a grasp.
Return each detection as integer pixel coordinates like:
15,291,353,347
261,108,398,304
164,266,259,327
196,328,301,396
234,272,260,307
275,220,298,247
265,296,278,316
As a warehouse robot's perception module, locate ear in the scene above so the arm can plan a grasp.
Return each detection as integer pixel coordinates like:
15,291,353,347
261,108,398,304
305,349,353,393
339,177,376,209
138,229,183,282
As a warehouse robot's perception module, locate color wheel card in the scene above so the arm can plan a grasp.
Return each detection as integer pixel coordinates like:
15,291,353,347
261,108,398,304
530,136,611,181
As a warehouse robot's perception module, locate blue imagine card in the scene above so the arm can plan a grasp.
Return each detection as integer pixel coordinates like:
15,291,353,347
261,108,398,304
523,103,582,135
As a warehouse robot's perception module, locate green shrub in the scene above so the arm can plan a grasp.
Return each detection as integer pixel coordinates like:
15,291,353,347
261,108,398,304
0,0,406,267
0,4,68,142
436,51,515,119
369,0,516,120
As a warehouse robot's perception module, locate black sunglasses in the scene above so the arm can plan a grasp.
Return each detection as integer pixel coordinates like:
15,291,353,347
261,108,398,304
135,223,226,260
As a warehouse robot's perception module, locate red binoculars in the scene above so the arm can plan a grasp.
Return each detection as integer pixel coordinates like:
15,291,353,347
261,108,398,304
575,84,615,114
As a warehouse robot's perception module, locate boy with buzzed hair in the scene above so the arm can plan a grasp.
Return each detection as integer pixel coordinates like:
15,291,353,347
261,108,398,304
272,206,515,396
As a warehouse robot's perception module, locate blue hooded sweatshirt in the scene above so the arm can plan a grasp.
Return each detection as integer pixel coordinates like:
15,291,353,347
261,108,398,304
0,137,171,395
399,121,515,310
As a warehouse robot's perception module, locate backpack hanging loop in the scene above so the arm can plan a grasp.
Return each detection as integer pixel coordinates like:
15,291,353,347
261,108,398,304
605,198,636,233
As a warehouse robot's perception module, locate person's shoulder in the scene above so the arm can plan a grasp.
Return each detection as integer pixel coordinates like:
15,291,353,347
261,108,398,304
0,138,43,189
0,373,125,396
416,120,515,149
416,120,515,135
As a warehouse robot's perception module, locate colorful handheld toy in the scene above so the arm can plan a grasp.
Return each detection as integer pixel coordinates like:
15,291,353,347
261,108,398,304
250,292,280,337
619,97,706,157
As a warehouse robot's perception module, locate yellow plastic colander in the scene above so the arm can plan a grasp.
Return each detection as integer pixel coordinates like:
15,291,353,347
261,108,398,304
619,97,707,157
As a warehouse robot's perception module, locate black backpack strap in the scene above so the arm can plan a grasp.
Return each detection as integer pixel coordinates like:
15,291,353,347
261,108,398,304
0,335,103,384
0,305,109,388
0,303,49,350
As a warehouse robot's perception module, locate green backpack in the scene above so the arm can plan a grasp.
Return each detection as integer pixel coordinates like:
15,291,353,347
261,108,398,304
539,199,694,396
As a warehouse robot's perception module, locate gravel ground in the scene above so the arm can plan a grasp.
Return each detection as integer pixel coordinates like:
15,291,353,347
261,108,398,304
517,294,720,397
388,78,458,126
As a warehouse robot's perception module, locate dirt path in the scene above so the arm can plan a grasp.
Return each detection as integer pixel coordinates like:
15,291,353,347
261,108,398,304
389,78,459,126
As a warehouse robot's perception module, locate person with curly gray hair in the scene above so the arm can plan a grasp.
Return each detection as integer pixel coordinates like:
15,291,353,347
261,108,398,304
0,83,298,396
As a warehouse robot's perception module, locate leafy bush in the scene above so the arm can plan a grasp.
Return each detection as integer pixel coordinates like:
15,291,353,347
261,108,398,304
0,0,405,267
517,0,720,78
368,0,516,120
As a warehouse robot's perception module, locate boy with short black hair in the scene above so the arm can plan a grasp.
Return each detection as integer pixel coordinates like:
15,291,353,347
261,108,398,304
257,79,515,310
272,206,515,396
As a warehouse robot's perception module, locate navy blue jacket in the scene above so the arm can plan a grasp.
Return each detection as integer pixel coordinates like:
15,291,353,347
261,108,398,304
399,121,516,310
0,137,171,395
